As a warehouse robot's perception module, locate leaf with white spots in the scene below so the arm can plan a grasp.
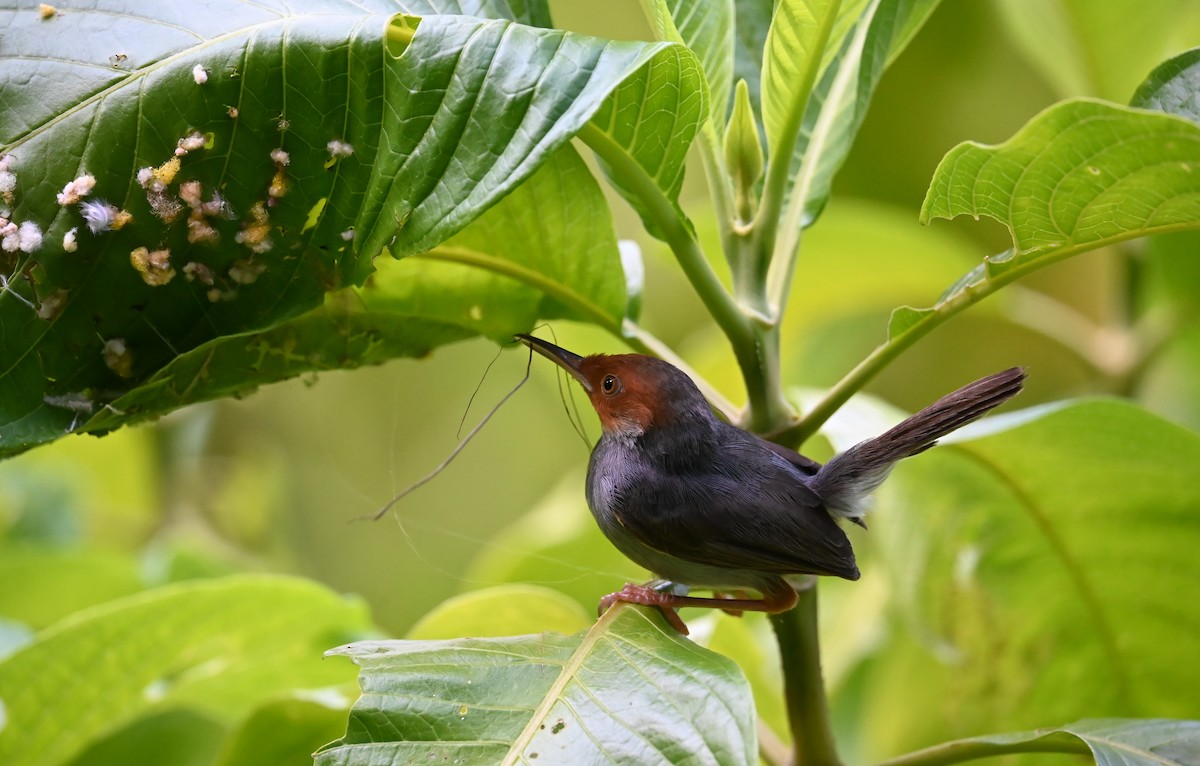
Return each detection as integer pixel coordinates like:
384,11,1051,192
0,1,687,456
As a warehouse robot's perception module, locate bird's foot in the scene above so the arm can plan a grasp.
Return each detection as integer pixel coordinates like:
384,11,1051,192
599,583,690,635
711,590,752,618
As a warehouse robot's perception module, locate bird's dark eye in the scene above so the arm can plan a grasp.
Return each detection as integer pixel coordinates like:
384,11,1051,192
601,374,619,395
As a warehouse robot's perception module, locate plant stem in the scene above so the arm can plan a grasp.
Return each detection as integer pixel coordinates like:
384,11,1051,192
696,122,741,275
872,737,1089,766
575,123,788,421
772,238,1135,449
770,579,843,766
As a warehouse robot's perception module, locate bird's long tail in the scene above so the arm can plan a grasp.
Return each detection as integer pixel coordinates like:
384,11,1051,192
810,367,1026,523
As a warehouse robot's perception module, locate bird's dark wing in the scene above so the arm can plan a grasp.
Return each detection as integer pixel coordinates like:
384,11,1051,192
615,431,859,580
753,434,822,475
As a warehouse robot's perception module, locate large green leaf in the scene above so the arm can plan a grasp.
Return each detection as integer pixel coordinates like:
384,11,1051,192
902,97,1200,343
834,400,1200,757
921,100,1200,258
0,546,143,629
366,143,630,339
316,605,757,765
366,14,690,260
75,143,628,432
760,0,852,156
0,575,370,766
788,58,1200,443
0,2,684,456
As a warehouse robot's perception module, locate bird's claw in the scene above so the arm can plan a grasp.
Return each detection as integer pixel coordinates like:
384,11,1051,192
599,583,690,635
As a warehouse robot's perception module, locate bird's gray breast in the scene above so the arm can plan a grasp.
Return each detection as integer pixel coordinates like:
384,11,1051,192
586,437,634,526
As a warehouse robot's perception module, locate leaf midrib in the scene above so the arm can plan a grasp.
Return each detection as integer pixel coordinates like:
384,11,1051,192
499,604,628,765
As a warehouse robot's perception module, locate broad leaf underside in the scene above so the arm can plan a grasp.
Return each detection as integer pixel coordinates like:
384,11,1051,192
316,606,758,766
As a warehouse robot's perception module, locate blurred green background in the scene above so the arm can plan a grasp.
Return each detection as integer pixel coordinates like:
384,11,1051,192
3,0,1199,762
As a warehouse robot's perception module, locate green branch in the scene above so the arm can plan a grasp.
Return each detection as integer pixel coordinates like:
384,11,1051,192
774,223,1200,448
576,123,749,347
574,122,788,422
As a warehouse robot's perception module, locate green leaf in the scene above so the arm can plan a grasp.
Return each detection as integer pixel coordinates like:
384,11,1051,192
216,694,352,766
849,401,1200,754
0,546,142,629
731,0,776,115
73,143,627,429
885,305,934,339
316,605,758,765
0,575,370,766
922,100,1200,258
406,584,591,639
761,0,850,156
763,0,940,311
880,719,1200,766
1132,47,1200,124
583,42,707,241
0,1,393,454
790,91,1200,442
642,0,735,128
367,14,695,260
776,0,939,231
367,144,629,338
0,4,682,457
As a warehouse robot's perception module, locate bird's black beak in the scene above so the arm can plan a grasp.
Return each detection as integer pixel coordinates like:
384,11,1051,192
515,334,592,392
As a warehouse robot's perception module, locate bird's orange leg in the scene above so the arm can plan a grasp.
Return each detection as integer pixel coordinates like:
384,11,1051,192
598,580,798,635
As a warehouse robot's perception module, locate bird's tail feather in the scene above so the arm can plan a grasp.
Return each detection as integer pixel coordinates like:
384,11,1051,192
811,368,1026,520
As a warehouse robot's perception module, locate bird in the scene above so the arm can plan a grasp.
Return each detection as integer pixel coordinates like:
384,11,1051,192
516,334,1026,634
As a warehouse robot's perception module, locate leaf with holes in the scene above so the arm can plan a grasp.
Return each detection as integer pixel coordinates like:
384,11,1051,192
315,605,758,766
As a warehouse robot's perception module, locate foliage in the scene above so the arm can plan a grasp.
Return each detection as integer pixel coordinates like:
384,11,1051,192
1,2,1199,766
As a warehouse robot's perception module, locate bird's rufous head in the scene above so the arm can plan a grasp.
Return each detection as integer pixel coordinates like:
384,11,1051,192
516,334,707,438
